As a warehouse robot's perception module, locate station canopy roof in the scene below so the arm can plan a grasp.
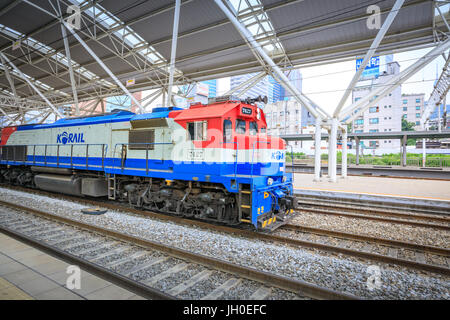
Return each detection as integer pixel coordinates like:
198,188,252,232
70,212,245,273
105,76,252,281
0,0,446,112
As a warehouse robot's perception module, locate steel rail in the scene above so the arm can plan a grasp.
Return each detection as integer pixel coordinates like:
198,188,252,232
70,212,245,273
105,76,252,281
0,198,356,300
295,206,450,231
296,199,450,223
1,185,449,275
282,224,450,257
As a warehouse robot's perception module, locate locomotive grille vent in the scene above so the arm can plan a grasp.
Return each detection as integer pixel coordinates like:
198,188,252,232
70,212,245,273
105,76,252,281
129,129,155,150
0,146,27,161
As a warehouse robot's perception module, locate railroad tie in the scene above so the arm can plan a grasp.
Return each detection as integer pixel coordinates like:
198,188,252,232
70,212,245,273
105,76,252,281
387,248,398,259
201,278,242,300
414,251,427,264
166,269,213,296
362,243,373,253
105,251,148,268
249,286,272,300
144,263,188,286
124,257,169,276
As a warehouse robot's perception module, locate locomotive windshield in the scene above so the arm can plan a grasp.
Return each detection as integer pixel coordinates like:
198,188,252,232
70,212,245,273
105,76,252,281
236,119,246,134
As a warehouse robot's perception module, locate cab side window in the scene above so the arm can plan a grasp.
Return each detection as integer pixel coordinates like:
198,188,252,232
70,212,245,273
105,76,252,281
187,121,207,141
223,120,232,143
236,119,246,134
249,121,258,135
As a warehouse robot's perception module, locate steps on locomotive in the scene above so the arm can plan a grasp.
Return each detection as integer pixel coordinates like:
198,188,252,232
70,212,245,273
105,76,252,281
107,174,116,200
238,184,252,223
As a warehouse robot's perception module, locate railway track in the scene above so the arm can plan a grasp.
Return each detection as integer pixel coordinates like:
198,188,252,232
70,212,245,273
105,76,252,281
295,199,450,231
1,184,449,278
0,199,354,300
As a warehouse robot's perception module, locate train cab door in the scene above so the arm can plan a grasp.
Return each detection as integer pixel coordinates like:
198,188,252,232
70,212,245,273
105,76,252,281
111,129,128,169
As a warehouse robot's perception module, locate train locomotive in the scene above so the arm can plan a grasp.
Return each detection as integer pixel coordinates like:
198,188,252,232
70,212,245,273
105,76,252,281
0,97,295,230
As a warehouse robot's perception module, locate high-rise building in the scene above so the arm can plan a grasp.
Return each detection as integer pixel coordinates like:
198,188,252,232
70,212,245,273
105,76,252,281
230,73,269,100
352,61,403,150
230,69,302,103
401,94,425,130
201,80,217,98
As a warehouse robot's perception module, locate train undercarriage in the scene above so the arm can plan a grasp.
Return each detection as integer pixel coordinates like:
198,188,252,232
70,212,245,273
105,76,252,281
0,165,240,225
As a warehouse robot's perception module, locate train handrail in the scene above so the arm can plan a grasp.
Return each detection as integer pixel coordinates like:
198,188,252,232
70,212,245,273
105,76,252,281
250,140,270,179
286,144,294,167
0,143,108,169
111,142,173,173
221,141,239,185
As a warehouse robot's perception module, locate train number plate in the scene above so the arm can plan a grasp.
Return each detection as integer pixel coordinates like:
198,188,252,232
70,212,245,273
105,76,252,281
188,149,204,161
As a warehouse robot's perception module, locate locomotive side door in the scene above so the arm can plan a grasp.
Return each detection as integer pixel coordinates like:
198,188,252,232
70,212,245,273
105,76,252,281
110,129,128,170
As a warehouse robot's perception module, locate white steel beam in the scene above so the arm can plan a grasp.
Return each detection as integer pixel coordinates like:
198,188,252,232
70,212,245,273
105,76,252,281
166,0,181,107
334,0,405,118
0,53,64,118
421,52,450,125
62,21,145,114
60,23,79,115
341,37,450,123
215,0,323,120
223,71,266,96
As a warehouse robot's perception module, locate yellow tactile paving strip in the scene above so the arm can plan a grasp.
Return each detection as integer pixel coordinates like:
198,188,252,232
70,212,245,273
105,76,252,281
0,277,34,300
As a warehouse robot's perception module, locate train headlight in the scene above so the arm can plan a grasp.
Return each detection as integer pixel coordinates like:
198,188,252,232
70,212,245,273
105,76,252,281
282,176,287,183
267,178,273,185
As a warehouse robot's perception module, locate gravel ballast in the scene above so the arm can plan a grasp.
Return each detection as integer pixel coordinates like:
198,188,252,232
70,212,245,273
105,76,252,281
0,187,448,300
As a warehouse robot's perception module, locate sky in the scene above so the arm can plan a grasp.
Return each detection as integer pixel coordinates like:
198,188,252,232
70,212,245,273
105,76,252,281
216,47,447,115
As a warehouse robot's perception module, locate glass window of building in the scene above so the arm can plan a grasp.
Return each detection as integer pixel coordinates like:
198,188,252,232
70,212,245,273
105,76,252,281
369,129,378,133
355,119,364,125
416,113,420,118
369,106,379,113
402,114,407,119
416,106,420,110
416,98,421,103
403,99,408,104
369,118,379,124
416,121,420,125
354,130,363,133
403,107,407,111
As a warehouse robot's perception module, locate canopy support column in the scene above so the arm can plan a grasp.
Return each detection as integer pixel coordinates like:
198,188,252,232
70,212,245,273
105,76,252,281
328,118,338,182
314,116,322,182
341,128,348,178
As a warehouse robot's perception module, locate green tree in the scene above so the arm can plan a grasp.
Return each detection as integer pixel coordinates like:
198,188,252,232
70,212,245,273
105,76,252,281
402,118,415,131
402,118,416,146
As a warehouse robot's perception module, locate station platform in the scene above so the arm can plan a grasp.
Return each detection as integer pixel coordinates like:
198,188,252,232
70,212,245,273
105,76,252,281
0,232,144,300
293,173,450,203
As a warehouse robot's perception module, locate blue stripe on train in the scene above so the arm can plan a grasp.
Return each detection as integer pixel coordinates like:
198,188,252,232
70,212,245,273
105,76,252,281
0,156,285,192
